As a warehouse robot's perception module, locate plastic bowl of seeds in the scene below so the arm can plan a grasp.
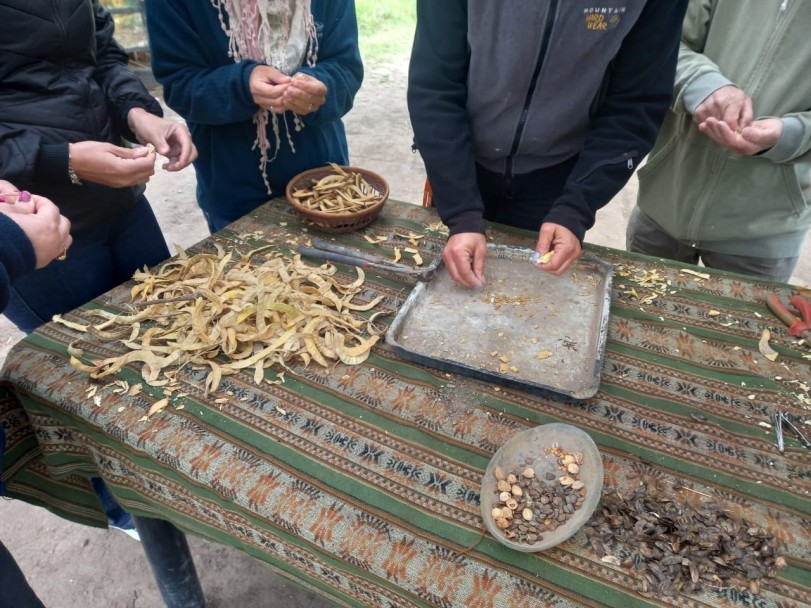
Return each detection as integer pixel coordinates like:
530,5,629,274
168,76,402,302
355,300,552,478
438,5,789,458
480,422,604,552
286,163,389,233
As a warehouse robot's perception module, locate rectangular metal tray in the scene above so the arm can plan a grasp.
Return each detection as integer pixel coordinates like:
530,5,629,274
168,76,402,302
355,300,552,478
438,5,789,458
385,245,613,399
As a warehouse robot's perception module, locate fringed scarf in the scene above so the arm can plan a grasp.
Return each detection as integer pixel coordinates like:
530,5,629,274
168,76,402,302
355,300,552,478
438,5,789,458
211,0,318,193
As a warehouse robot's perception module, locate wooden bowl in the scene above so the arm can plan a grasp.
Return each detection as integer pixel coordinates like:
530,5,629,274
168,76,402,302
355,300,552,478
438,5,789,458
480,423,604,552
286,165,389,233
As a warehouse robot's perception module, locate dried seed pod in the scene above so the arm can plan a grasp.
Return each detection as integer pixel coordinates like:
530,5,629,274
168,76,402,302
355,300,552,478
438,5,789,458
562,454,576,466
501,507,513,520
497,480,512,493
522,467,535,479
511,485,523,497
491,507,503,520
505,499,519,511
496,517,510,529
499,491,511,502
567,463,580,475
571,480,585,491
522,508,534,521
573,452,583,465
494,465,506,481
559,476,575,486
507,473,518,484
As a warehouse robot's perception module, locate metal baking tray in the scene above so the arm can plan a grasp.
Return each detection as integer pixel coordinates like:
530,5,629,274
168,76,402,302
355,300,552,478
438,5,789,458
386,245,613,399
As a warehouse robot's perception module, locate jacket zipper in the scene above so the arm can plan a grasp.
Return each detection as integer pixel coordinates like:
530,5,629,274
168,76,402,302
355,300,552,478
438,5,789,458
577,151,638,183
504,0,559,197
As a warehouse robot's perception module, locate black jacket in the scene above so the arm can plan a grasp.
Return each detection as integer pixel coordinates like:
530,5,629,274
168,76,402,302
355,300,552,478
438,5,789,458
408,0,688,241
0,0,162,232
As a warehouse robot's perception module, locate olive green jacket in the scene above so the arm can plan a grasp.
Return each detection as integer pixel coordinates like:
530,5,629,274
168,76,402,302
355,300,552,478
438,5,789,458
637,0,811,257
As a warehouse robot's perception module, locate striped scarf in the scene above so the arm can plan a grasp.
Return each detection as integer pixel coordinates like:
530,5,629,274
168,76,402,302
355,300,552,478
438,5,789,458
211,0,318,193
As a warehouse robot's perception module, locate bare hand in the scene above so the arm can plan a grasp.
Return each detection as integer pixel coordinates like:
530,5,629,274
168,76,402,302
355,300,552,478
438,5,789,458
127,108,197,171
694,85,753,133
69,141,156,188
443,232,487,288
249,65,292,113
0,181,72,268
698,117,783,156
534,222,581,276
283,72,327,116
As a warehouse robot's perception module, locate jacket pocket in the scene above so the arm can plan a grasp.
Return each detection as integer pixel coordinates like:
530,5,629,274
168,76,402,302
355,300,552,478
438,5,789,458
577,150,639,183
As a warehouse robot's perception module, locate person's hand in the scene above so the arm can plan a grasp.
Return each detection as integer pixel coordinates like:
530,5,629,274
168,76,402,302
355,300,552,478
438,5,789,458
0,181,72,268
68,141,156,187
699,117,783,156
443,232,487,288
533,222,581,276
694,85,753,133
127,108,198,171
282,72,327,116
249,65,292,113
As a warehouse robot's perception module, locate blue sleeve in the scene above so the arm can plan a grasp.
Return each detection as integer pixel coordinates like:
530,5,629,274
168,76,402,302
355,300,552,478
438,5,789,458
0,215,36,313
295,0,364,127
144,0,263,126
545,0,690,241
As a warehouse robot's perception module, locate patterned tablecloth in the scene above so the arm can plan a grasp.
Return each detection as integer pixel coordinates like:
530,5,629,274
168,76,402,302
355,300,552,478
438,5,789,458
1,199,809,608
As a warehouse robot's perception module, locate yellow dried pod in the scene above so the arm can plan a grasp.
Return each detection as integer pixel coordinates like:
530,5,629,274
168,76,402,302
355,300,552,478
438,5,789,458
511,485,523,497
497,480,512,493
491,508,503,520
522,508,534,521
567,463,580,475
501,507,513,520
562,454,576,466
505,499,518,511
499,491,511,502
494,466,506,481
507,473,518,484
571,480,585,491
496,517,510,530
559,476,575,486
522,467,535,479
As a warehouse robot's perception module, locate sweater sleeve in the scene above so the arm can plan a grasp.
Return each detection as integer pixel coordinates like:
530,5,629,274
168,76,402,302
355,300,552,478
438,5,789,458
0,215,36,313
543,0,689,242
144,0,279,126
91,0,163,142
294,0,363,127
407,0,486,236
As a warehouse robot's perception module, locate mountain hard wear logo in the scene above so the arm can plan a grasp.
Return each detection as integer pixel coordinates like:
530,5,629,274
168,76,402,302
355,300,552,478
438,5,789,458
584,6,625,30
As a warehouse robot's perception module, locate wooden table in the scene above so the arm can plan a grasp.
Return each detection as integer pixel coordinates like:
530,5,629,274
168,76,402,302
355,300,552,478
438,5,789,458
2,198,809,607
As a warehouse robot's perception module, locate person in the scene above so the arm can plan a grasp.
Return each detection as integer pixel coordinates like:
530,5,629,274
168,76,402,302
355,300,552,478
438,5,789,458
0,183,71,607
408,1,689,288
0,0,197,334
144,0,364,233
627,0,811,283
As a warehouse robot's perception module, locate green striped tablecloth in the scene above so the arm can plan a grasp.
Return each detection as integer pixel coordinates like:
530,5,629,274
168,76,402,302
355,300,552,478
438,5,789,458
2,199,809,608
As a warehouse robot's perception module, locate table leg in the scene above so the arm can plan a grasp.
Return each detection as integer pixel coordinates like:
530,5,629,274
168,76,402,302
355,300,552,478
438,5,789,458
132,515,206,608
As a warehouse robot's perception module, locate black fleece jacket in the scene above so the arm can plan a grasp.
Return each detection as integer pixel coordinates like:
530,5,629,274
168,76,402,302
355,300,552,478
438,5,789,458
408,0,688,241
0,0,162,232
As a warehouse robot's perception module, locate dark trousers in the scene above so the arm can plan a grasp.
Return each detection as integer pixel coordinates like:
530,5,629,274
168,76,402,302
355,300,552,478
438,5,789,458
475,157,578,231
0,541,45,608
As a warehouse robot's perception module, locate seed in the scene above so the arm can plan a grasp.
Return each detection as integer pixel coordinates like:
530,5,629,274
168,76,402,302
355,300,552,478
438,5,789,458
567,463,580,475
562,454,576,466
522,508,534,521
507,473,517,484
522,467,535,479
511,485,523,497
505,498,518,511
501,507,513,520
497,480,511,493
494,465,506,481
491,508,503,519
499,491,511,502
571,480,585,490
560,476,575,486
496,517,510,529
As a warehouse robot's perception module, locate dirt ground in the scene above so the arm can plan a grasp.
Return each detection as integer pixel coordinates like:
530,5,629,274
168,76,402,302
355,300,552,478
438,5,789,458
1,56,810,608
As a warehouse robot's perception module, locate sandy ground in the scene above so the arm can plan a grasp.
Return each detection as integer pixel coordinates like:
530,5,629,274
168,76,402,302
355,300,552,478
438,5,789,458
1,57,810,607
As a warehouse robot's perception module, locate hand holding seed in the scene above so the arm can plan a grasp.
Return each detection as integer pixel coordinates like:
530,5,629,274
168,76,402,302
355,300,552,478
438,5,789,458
534,222,580,276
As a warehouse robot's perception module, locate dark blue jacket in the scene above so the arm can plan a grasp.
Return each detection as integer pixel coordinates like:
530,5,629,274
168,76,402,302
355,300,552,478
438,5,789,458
408,0,688,241
0,0,162,233
0,216,34,312
145,0,363,224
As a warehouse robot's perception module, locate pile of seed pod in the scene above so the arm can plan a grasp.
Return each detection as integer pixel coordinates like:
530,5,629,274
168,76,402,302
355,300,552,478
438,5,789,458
489,447,587,545
588,480,787,597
